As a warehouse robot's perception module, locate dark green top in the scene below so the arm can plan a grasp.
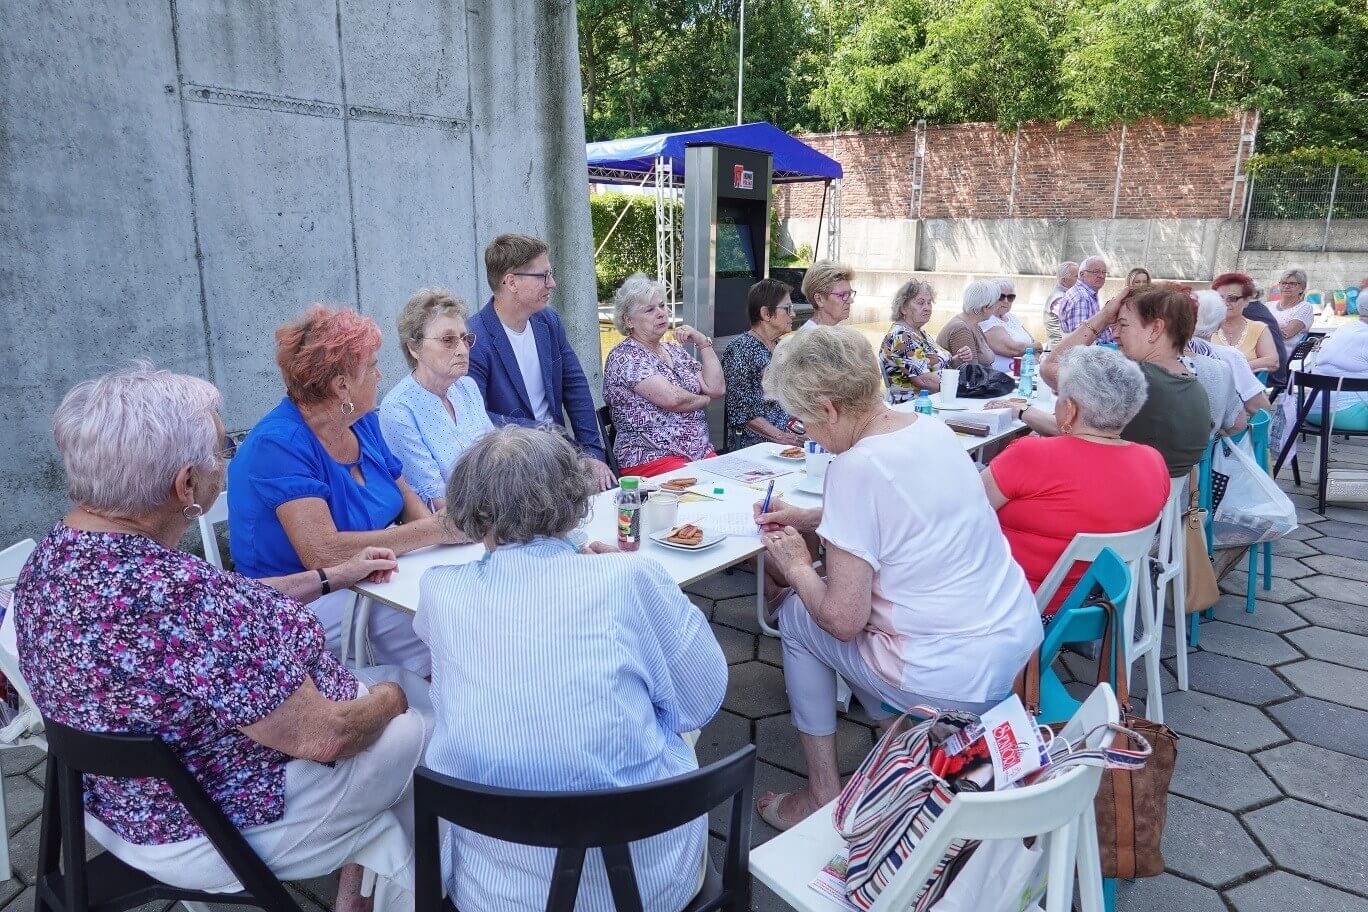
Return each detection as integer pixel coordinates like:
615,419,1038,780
1122,361,1212,478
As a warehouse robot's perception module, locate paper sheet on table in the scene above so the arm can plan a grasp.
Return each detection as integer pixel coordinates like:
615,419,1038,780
678,502,760,538
696,452,794,486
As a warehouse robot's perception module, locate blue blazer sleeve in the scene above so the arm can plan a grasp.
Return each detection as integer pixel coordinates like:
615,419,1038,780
548,311,606,462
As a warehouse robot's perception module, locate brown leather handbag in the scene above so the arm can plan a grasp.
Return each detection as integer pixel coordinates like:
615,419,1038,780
1184,468,1221,616
1017,595,1178,879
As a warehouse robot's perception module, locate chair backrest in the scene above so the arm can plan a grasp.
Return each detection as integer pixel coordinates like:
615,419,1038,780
1287,335,1318,365
415,744,757,912
1034,516,1159,660
38,718,302,912
1293,369,1368,394
1038,548,1130,683
596,405,620,475
866,686,1120,912
0,540,43,736
197,492,230,570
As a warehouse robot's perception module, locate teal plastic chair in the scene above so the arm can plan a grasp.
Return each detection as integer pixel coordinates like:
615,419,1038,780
1190,411,1273,646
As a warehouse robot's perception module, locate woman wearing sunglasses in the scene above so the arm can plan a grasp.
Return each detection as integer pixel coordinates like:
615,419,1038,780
379,288,493,512
980,278,1041,373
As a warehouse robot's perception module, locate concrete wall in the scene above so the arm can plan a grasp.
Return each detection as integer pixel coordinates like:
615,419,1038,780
785,216,1245,281
0,0,597,545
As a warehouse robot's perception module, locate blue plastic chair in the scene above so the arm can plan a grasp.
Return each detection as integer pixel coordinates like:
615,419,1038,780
1190,411,1273,646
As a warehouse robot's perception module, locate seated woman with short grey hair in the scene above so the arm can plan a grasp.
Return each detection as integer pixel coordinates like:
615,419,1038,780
750,326,1041,829
934,278,1000,368
414,425,727,911
981,346,1171,615
14,364,430,912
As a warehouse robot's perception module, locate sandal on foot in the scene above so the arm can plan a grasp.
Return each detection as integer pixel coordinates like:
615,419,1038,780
757,791,807,831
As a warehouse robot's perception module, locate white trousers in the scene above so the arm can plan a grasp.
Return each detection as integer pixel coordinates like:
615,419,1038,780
85,667,433,912
313,589,431,676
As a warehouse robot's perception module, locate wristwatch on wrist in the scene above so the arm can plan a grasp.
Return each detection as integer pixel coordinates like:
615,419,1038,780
318,568,331,595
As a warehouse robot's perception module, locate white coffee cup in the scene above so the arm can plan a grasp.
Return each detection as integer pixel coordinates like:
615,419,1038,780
642,492,680,533
940,368,960,405
805,446,833,479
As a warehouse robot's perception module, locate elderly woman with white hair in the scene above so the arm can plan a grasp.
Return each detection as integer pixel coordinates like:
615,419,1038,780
13,364,432,912
1191,289,1272,424
935,278,1000,368
879,278,973,402
1271,266,1316,345
981,278,1042,372
798,260,857,329
981,347,1170,615
603,272,724,476
750,326,1041,829
416,426,727,911
379,287,493,512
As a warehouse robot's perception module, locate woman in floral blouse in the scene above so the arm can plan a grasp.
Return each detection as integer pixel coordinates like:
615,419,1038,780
13,364,429,912
880,279,974,403
603,273,725,476
721,278,806,450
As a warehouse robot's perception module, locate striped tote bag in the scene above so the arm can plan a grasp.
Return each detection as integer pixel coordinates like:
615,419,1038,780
833,709,981,911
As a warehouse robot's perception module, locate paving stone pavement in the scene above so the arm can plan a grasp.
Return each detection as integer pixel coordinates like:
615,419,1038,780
4,440,1368,911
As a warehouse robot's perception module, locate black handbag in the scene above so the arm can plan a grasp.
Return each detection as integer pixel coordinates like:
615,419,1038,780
956,363,1017,398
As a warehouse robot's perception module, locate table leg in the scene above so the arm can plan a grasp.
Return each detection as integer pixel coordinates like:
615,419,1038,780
756,551,780,638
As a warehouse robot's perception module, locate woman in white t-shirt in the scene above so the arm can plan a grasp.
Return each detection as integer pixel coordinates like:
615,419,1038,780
1272,267,1317,348
751,325,1042,830
980,278,1040,373
1307,311,1368,431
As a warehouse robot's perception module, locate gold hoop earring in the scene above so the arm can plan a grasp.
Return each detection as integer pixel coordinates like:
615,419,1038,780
183,503,204,520
341,400,356,417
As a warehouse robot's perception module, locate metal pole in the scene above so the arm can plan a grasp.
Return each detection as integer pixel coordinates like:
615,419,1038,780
1007,123,1021,217
1241,174,1254,253
1111,124,1127,219
1322,164,1340,253
814,181,829,264
735,0,745,125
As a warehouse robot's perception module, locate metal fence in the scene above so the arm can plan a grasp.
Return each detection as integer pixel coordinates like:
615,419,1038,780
1243,164,1368,253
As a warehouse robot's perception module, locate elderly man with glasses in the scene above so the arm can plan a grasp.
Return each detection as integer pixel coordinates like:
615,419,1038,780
467,233,615,491
1056,255,1115,344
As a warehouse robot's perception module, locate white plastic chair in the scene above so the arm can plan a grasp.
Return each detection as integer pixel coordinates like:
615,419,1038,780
1036,516,1166,723
0,539,48,882
196,491,230,569
751,684,1119,912
1151,480,1190,700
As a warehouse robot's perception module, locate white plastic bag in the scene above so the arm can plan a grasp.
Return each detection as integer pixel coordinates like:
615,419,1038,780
928,837,1047,912
1210,434,1298,548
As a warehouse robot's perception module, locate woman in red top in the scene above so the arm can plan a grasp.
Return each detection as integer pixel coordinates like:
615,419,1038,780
982,346,1170,615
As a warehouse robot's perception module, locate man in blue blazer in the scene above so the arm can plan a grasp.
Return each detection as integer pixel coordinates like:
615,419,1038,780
468,233,615,489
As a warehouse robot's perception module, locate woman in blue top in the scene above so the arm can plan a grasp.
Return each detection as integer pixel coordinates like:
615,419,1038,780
378,289,493,510
229,304,464,674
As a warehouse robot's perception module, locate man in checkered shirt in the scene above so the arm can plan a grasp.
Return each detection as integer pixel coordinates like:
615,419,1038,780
1056,255,1115,344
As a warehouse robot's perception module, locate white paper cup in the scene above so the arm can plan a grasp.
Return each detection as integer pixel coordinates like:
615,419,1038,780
939,368,960,405
642,492,680,533
805,448,833,479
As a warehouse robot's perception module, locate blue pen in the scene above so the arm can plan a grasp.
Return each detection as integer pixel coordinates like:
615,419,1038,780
759,479,775,523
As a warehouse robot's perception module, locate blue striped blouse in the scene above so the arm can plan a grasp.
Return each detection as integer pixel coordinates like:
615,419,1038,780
378,373,493,505
413,537,727,912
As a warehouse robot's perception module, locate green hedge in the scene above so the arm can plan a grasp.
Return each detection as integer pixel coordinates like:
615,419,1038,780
589,193,805,303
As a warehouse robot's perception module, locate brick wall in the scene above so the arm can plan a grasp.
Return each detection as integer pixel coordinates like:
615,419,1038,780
775,113,1248,221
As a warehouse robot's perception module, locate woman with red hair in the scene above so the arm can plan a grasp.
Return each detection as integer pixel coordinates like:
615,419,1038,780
1210,272,1279,372
229,304,463,674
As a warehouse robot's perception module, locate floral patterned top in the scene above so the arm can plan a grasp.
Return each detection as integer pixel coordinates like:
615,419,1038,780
720,332,796,450
880,323,949,403
603,338,712,470
14,523,359,845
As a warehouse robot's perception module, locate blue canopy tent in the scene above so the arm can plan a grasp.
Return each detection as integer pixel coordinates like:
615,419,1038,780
586,122,844,302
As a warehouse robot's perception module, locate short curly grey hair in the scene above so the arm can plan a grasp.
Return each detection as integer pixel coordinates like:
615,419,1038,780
612,272,666,336
890,279,934,322
397,288,470,368
444,426,594,545
764,325,884,425
962,278,1000,316
1194,289,1226,338
1057,346,1149,433
53,362,223,517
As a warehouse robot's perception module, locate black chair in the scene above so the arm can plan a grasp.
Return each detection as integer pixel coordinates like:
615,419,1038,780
35,717,305,912
596,404,621,475
415,745,756,912
1270,335,1319,405
1273,370,1368,513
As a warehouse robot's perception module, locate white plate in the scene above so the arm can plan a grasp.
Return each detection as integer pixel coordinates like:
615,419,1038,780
794,474,825,495
650,528,727,551
772,445,807,462
934,404,968,411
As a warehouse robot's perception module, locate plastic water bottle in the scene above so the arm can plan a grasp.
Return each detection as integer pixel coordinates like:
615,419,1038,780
914,389,935,416
1016,346,1037,399
615,476,642,551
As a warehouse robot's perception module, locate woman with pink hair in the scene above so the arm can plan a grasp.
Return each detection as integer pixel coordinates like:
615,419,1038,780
229,304,463,674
